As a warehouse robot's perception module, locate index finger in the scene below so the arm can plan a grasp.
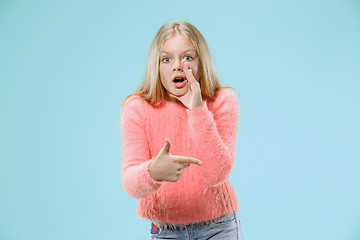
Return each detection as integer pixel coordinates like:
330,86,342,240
173,156,203,166
182,62,196,84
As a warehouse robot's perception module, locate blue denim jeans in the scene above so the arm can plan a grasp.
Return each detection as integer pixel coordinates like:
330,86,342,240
150,211,241,240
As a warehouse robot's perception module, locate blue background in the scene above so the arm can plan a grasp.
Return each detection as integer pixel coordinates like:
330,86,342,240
1,0,359,239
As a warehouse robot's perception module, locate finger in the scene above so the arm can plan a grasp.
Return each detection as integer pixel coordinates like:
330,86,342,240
159,138,171,155
169,93,181,101
183,62,196,84
177,167,185,173
177,163,190,170
182,163,190,168
173,156,202,166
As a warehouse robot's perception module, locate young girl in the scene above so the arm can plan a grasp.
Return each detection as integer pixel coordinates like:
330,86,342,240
121,21,241,239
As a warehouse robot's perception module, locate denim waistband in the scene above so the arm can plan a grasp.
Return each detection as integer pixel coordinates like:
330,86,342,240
152,211,237,230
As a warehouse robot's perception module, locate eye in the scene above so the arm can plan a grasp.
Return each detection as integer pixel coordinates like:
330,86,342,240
184,56,193,61
162,57,171,63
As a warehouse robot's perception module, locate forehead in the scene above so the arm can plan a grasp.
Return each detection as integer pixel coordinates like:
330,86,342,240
161,34,196,52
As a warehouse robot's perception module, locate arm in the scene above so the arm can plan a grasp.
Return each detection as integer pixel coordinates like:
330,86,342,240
187,89,239,186
120,98,163,198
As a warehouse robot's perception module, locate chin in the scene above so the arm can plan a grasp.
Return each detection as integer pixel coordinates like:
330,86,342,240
170,88,188,97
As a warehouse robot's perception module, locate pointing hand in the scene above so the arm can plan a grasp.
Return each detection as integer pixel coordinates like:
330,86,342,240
149,138,202,182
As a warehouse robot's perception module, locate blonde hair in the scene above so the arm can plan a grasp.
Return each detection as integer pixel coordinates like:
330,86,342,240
133,21,222,104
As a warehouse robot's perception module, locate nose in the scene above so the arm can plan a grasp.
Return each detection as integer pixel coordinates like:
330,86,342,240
172,59,182,71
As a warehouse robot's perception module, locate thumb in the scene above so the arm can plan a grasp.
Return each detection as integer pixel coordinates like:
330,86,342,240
169,93,181,102
159,138,171,155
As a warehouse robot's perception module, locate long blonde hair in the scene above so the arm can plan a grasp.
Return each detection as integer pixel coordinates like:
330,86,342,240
133,21,222,104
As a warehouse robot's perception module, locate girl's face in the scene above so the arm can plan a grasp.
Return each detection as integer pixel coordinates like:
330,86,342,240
159,34,200,98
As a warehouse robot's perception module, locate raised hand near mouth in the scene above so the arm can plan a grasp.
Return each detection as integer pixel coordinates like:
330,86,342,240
170,61,203,110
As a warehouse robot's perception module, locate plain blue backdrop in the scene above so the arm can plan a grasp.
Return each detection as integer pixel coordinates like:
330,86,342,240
1,0,359,239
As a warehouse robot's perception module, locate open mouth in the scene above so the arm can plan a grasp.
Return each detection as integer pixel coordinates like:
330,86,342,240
173,77,185,83
173,76,187,88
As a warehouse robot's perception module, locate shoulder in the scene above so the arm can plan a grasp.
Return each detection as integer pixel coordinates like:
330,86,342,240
203,87,239,122
208,87,238,110
216,87,238,102
122,94,154,113
120,95,152,127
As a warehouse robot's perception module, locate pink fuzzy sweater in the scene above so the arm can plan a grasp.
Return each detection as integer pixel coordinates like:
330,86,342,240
120,88,239,224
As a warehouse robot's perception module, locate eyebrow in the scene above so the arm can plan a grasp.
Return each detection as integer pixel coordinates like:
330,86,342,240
160,49,197,55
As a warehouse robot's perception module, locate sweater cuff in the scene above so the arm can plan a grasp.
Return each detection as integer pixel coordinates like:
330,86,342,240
143,159,163,188
186,101,208,117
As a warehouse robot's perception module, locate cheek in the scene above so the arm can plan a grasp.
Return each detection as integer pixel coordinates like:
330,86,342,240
159,65,167,81
159,65,173,88
159,64,164,76
160,64,170,77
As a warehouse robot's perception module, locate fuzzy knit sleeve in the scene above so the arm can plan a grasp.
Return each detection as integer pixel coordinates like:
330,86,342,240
186,88,239,186
120,97,163,198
